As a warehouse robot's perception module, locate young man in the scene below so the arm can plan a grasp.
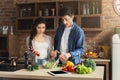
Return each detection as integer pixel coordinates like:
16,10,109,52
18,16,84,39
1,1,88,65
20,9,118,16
52,7,85,65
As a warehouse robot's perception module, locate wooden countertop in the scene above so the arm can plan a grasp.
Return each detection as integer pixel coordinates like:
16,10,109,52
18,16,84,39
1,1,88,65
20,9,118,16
0,66,104,80
82,58,111,62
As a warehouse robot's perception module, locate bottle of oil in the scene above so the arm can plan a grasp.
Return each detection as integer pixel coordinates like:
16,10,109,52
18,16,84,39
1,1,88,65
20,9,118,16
24,51,29,69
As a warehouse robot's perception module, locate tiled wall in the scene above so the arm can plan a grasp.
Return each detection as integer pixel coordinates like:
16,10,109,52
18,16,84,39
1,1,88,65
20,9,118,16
0,0,120,58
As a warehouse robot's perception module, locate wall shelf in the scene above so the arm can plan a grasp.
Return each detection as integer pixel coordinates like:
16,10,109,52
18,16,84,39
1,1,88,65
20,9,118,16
16,0,102,32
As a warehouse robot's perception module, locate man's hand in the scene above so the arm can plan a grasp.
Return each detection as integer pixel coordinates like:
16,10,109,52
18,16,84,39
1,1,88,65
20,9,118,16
59,53,71,61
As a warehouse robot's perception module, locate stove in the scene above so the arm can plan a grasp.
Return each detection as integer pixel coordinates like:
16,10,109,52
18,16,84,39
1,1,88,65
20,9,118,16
0,63,25,72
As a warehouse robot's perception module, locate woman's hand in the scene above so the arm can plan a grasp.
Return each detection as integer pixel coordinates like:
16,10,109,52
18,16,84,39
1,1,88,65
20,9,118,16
29,47,40,56
51,50,59,58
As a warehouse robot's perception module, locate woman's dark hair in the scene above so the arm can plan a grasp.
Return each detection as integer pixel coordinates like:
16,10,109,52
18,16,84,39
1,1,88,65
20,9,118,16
29,18,46,47
60,7,74,17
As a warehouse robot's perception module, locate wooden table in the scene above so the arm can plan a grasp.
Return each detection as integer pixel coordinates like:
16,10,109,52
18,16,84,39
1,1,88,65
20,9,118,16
0,66,104,80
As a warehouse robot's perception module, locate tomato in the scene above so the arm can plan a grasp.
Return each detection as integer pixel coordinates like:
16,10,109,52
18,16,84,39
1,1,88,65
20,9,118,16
62,65,75,72
67,66,75,72
62,67,68,71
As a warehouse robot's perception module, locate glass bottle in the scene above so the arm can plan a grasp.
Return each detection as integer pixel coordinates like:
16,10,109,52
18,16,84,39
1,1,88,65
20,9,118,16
83,3,87,15
24,51,29,68
20,7,23,17
96,2,99,14
86,3,89,15
96,7,99,14
27,7,32,16
10,26,14,35
92,2,95,14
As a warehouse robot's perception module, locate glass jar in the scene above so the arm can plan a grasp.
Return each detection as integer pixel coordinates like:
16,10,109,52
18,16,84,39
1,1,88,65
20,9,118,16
38,10,42,16
27,7,32,16
20,7,26,17
44,8,49,16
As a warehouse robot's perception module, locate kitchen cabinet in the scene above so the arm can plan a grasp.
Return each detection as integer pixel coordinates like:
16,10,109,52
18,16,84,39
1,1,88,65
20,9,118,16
0,35,19,59
95,59,110,80
16,0,102,32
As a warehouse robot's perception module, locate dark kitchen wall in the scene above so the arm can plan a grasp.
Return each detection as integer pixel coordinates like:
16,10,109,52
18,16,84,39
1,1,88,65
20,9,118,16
0,0,16,26
0,0,120,58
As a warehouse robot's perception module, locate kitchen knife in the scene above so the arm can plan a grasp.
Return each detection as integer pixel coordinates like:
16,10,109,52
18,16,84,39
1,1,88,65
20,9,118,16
52,51,61,68
53,58,59,68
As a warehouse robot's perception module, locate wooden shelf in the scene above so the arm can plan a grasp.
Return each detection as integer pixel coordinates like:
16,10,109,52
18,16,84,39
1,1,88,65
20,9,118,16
17,17,36,19
83,28,102,32
16,0,102,32
80,14,102,17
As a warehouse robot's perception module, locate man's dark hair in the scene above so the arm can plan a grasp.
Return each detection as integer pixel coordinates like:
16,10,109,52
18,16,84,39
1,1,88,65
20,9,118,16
60,7,74,17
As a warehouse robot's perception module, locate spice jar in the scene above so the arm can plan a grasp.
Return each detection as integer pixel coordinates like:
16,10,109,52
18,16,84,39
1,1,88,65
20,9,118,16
38,10,42,16
44,8,49,16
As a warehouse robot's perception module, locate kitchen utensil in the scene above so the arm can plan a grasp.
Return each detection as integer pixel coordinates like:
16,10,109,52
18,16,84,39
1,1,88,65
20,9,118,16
0,61,5,64
52,51,61,68
9,57,17,67
2,26,8,34
52,58,59,68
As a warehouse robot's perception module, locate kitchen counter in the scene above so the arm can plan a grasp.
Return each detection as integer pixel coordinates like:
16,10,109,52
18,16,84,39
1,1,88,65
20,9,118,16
82,58,110,62
0,66,104,80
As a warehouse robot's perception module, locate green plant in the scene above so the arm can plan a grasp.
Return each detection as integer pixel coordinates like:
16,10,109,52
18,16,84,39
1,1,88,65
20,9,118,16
27,64,39,71
84,58,96,71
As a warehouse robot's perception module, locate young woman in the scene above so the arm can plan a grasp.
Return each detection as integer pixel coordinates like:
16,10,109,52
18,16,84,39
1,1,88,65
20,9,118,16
26,18,53,65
